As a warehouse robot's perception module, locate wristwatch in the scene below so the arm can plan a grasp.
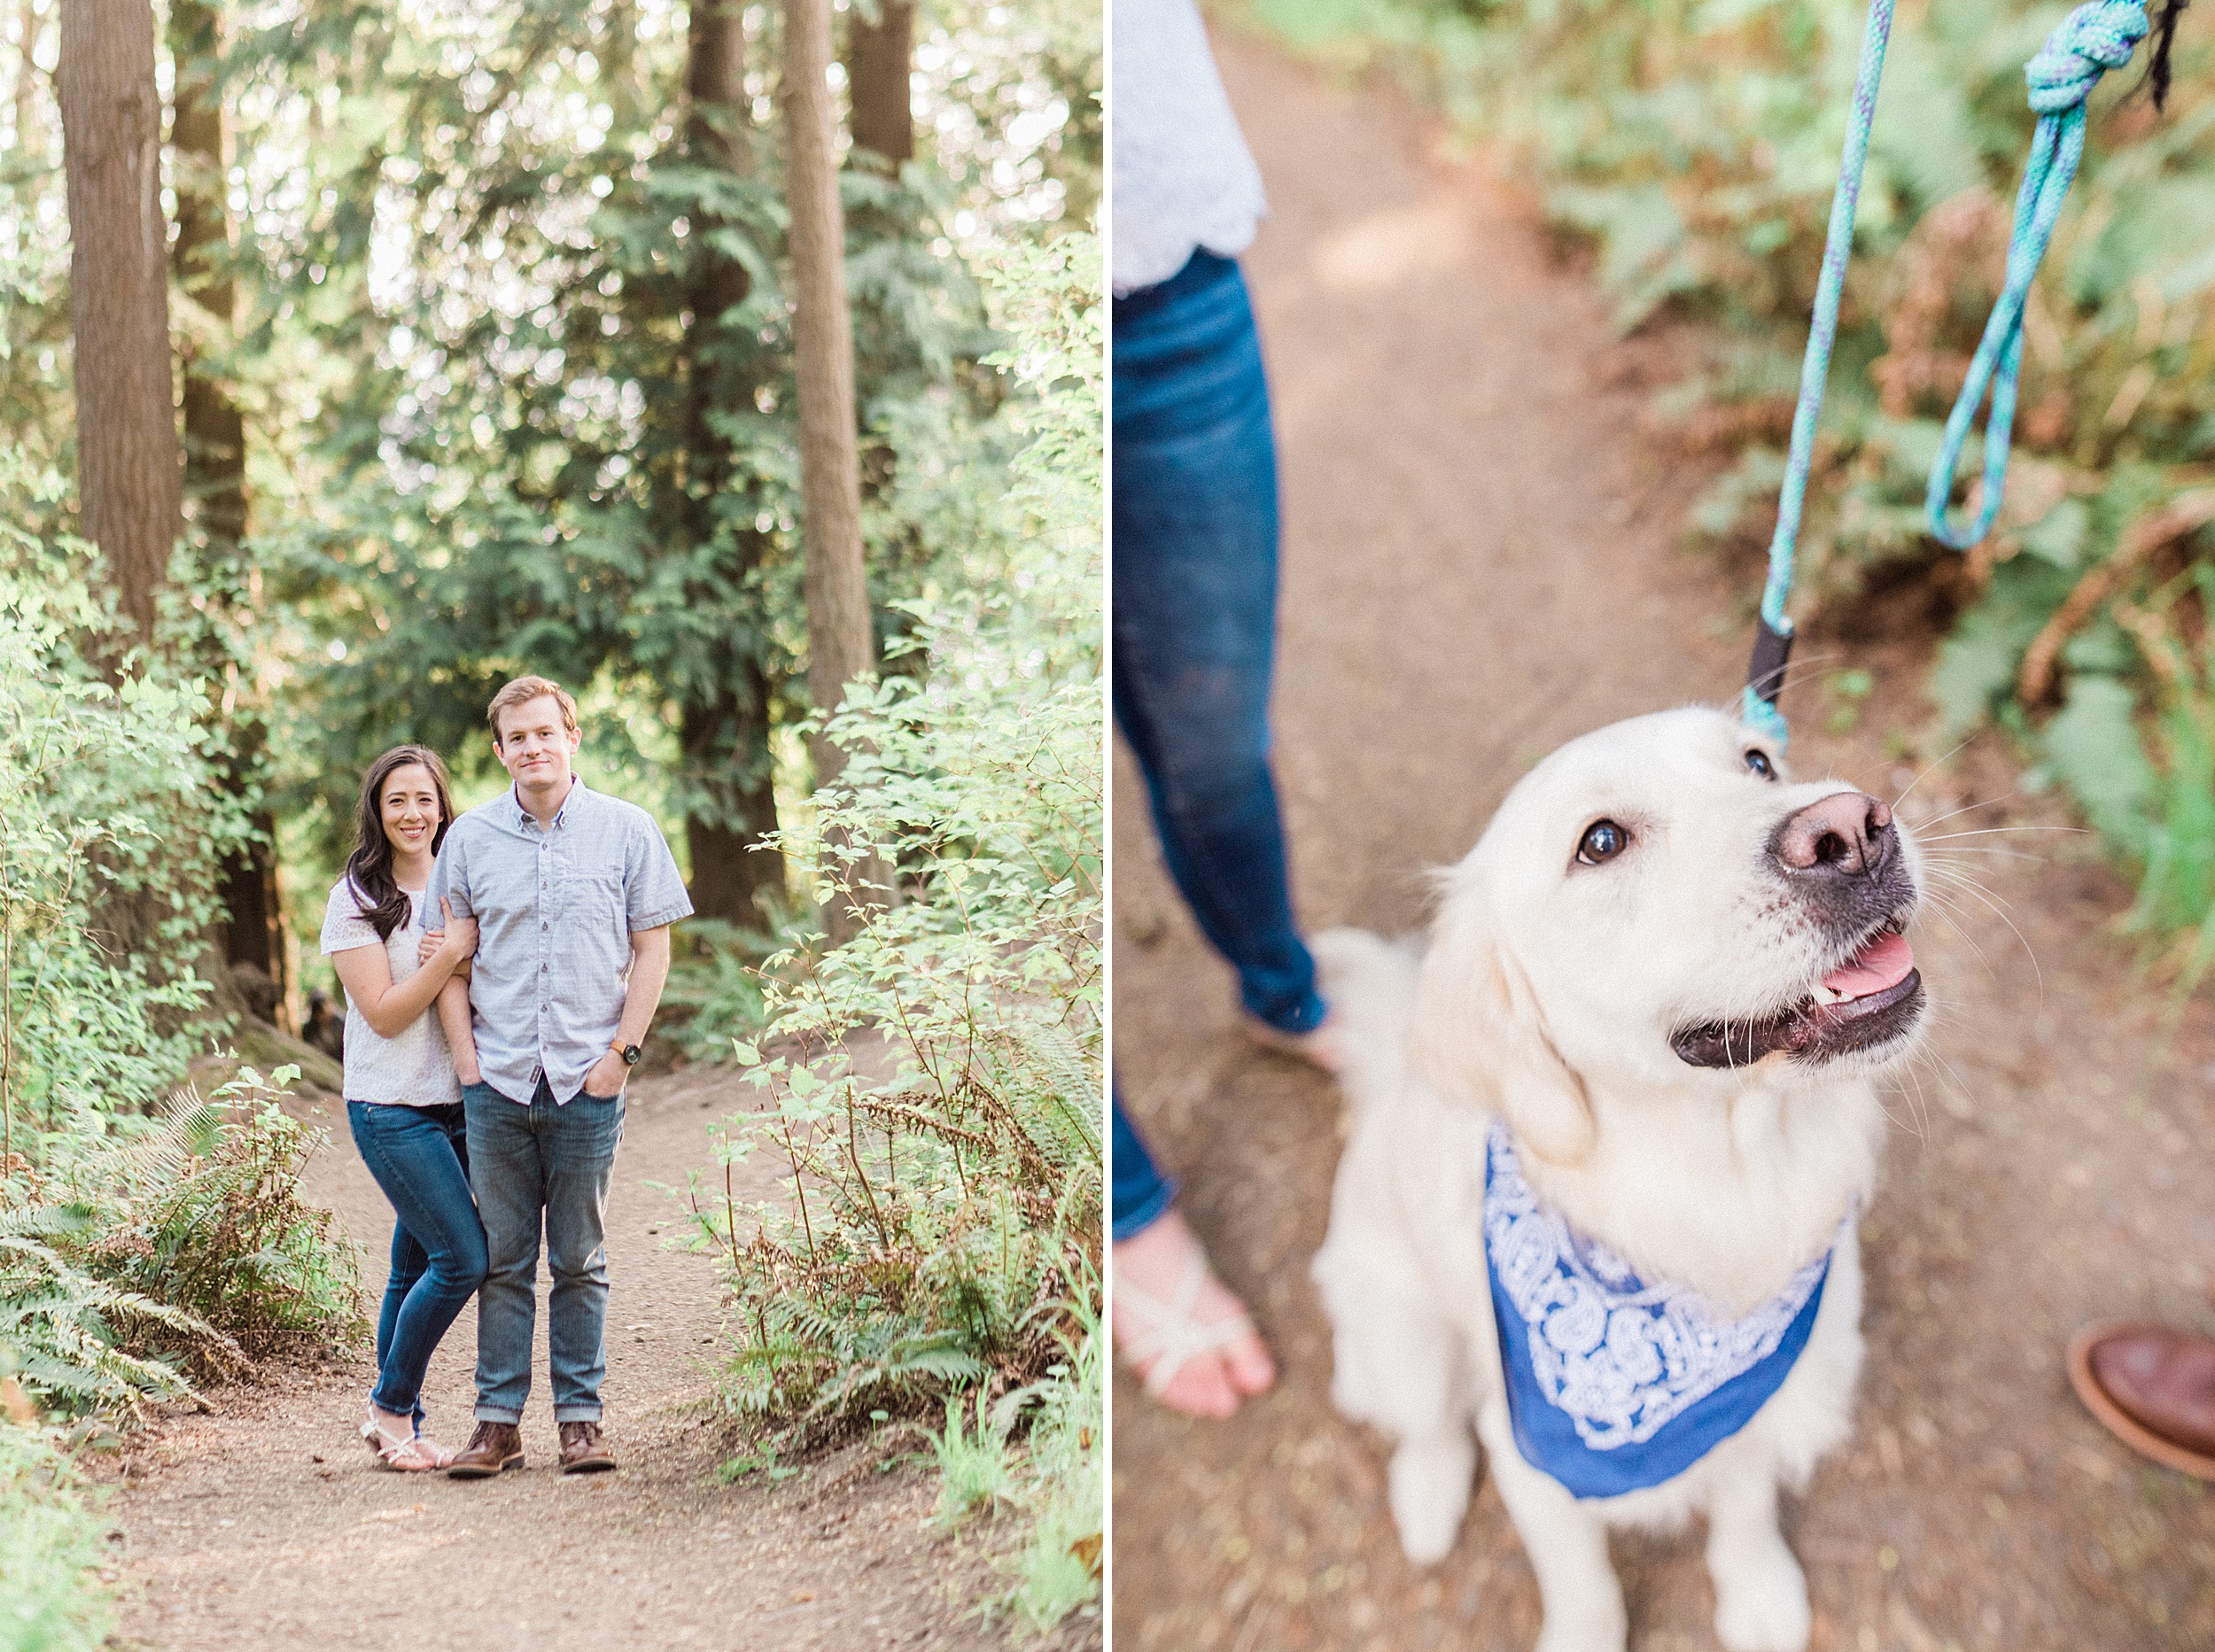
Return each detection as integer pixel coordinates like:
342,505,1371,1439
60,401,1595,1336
611,1041,643,1067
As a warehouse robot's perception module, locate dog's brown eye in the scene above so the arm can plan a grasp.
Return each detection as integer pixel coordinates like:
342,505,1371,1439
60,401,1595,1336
1576,819,1629,865
1745,748,1776,780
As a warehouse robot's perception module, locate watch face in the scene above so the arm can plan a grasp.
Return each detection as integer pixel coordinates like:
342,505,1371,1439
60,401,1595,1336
619,1043,642,1066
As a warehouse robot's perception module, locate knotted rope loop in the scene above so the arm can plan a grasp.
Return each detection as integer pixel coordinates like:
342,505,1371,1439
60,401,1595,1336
1924,0,2149,551
2027,0,2153,110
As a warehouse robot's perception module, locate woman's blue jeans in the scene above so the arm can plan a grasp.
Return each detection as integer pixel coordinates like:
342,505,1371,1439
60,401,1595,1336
1112,248,1325,1237
346,1100,488,1421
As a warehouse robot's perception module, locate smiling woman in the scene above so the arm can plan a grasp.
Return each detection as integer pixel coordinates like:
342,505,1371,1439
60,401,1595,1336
321,743,485,1473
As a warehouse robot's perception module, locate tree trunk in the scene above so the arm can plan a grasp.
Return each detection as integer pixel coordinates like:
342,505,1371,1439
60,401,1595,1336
679,0,785,922
783,0,882,934
844,1,913,171
169,0,287,1022
680,670,782,925
56,0,179,647
783,0,872,732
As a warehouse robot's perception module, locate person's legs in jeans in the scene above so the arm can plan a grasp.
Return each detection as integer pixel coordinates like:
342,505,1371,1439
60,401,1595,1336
1112,1091,1177,1244
347,1101,489,1435
1110,1089,1276,1417
541,1090,623,1423
1113,249,1325,1038
377,1216,428,1424
463,1082,545,1424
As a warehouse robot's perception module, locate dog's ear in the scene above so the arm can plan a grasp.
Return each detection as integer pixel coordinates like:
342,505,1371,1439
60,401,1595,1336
1412,890,1596,1167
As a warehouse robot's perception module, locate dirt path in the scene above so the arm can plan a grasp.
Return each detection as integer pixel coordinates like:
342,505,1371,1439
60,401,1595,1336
1111,30,2215,1652
108,1063,1012,1652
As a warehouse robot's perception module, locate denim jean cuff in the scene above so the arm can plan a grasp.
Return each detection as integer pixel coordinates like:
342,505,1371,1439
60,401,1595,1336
1110,1175,1179,1244
1249,987,1329,1037
552,1405,603,1424
472,1404,524,1424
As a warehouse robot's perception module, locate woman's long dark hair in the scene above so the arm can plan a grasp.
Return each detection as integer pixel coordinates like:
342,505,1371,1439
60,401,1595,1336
344,745,457,942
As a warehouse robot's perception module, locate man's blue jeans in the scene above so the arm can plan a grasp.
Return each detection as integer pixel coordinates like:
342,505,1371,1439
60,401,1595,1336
1112,248,1325,1237
462,1076,624,1423
346,1101,488,1422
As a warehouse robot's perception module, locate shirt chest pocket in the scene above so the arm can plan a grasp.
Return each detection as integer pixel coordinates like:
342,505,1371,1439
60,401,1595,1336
556,871,627,932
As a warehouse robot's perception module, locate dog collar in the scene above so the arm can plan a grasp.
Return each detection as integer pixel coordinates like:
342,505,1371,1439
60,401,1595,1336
1482,1121,1837,1499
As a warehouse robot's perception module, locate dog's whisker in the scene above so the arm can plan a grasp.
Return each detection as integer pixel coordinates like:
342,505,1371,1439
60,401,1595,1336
1916,826,2088,841
1925,866,2023,919
1919,845,2044,864
1924,876,2045,992
1916,893,2006,985
1908,795,2030,834
1887,739,1976,813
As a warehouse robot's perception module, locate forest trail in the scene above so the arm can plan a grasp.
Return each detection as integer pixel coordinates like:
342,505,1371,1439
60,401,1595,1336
108,1064,1003,1652
1112,28,2215,1652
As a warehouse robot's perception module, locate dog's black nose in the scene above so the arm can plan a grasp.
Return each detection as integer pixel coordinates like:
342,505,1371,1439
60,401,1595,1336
1773,791,1893,879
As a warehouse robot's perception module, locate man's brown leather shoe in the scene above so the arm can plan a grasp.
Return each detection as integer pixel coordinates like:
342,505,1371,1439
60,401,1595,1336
2070,1322,2215,1479
558,1420,616,1474
446,1420,525,1478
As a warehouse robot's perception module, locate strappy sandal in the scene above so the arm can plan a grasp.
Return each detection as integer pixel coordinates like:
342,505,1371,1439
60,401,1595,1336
1113,1250,1261,1399
361,1409,454,1473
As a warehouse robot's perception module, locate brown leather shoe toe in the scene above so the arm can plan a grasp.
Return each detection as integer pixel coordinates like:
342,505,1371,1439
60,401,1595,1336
559,1420,616,1474
447,1420,525,1478
2070,1321,2215,1479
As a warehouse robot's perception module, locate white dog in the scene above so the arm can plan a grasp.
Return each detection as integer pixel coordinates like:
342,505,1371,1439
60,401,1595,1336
1311,705,1926,1652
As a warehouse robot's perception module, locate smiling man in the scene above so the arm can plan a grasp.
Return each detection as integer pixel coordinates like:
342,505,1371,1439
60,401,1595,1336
428,675,693,1477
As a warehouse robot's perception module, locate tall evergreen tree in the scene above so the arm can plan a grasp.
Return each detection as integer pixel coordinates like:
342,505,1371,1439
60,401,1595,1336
55,0,177,647
170,0,287,1017
845,2,913,170
677,0,783,924
782,0,872,776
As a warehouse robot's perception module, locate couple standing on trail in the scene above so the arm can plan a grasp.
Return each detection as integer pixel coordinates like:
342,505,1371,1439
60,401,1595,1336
319,675,693,1476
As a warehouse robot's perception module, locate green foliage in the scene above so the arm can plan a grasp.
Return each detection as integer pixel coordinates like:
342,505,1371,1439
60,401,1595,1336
1237,0,2215,948
930,1384,1023,1524
658,919,787,1061
928,1298,1104,1636
0,1416,114,1652
0,492,239,1157
686,227,1100,1635
4,1069,363,1417
68,1072,365,1377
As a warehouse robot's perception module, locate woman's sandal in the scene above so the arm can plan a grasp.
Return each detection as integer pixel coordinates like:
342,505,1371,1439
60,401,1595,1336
361,1409,454,1473
1113,1250,1261,1400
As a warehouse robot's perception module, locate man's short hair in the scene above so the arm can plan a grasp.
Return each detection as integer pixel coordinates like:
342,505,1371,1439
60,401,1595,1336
487,675,580,743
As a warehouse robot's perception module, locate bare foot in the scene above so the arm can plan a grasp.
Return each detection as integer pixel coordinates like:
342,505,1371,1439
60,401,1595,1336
1113,1207,1277,1419
1245,1004,1344,1074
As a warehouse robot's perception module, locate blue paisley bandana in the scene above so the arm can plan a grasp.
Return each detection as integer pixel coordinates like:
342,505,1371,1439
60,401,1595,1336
1482,1121,1834,1499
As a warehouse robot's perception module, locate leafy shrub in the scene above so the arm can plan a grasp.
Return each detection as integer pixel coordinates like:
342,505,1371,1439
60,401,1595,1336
0,500,233,1158
68,1073,364,1377
686,231,1101,1633
4,1069,363,1415
1237,0,2215,951
0,1412,114,1652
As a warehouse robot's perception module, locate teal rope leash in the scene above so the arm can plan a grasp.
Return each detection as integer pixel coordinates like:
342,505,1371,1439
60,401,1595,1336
1742,0,1899,747
1743,0,2176,741
1923,0,2151,551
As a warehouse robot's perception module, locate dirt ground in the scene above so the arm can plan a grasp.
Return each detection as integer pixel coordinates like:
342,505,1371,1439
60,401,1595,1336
100,1062,1044,1652
1110,30,2215,1652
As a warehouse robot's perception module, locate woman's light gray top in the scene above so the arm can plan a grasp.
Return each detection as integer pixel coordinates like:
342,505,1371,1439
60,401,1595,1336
320,881,462,1108
1111,0,1269,295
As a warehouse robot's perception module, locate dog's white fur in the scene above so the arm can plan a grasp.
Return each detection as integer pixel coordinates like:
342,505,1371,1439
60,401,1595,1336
1311,706,1924,1652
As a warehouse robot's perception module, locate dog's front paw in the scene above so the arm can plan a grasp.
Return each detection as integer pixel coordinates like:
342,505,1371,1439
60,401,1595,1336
1711,1537,1811,1652
1387,1434,1476,1565
1532,1603,1629,1652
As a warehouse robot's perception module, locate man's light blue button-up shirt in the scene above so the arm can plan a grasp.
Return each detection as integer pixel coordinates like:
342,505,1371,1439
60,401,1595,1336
429,779,693,1105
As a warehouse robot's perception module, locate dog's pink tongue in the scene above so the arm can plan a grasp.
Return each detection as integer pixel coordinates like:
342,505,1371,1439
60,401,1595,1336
1823,929,1915,1000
